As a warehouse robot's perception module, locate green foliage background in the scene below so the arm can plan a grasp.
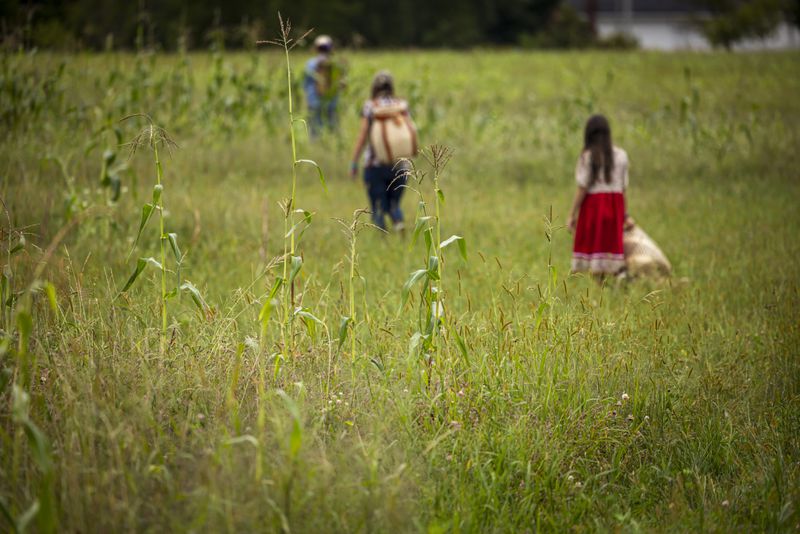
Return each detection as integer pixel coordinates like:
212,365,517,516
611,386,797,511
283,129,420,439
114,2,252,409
1,0,561,50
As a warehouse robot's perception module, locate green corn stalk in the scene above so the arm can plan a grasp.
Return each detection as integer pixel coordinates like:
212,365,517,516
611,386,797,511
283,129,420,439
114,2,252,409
257,14,325,361
119,115,209,354
153,135,168,353
401,146,467,390
334,209,381,368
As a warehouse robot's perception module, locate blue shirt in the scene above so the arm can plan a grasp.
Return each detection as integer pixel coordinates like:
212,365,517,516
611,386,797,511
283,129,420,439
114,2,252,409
303,55,327,107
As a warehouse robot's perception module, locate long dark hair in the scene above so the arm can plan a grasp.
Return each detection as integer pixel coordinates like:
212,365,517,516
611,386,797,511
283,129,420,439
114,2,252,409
583,114,614,185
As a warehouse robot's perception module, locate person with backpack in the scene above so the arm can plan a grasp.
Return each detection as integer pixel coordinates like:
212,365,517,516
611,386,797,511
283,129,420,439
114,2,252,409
303,35,346,137
567,114,635,278
349,71,419,232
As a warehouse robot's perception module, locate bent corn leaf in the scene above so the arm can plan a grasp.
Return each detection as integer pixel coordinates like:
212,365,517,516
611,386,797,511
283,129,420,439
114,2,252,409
295,159,327,190
401,269,429,308
288,256,303,286
440,235,467,261
168,233,182,263
130,203,155,253
180,281,209,316
119,257,162,294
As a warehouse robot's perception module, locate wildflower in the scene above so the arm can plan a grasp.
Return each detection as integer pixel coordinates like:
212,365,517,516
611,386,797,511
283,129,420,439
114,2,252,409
621,392,629,401
626,414,635,422
722,500,730,507
616,400,623,407
197,413,205,421
567,475,574,482
446,454,453,462
336,398,342,405
611,410,617,417
457,389,465,397
450,420,462,430
403,388,409,394
575,481,583,488
644,415,650,422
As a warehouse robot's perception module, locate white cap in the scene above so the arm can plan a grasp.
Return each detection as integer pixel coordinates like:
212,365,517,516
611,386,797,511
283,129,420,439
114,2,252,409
314,35,333,51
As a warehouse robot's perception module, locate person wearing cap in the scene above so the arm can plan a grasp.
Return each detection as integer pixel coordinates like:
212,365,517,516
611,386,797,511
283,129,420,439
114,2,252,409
303,35,345,137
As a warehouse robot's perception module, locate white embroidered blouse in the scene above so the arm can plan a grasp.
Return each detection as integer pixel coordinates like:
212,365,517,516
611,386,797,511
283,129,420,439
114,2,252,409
575,146,629,194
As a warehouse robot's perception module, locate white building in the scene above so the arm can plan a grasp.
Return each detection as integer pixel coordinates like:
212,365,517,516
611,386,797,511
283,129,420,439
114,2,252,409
567,0,800,50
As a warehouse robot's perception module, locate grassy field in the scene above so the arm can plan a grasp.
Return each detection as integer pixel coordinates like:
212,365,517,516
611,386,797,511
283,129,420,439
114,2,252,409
1,46,799,532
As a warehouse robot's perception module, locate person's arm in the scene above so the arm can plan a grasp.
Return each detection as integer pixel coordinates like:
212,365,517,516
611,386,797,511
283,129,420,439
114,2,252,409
622,150,635,230
349,117,370,178
567,186,587,233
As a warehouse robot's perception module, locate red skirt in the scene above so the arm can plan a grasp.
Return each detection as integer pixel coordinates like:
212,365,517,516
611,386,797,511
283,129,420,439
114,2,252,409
572,192,626,274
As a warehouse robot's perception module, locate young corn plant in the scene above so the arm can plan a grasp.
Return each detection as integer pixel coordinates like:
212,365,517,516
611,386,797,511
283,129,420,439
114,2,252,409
401,146,467,390
118,115,209,354
256,15,326,363
334,209,382,365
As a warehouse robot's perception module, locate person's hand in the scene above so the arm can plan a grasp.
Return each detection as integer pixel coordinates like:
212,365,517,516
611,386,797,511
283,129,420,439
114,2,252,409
624,215,636,231
567,214,577,234
349,161,358,179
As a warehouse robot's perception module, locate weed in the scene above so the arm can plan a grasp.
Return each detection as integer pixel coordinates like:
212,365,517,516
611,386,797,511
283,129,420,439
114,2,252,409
118,114,208,354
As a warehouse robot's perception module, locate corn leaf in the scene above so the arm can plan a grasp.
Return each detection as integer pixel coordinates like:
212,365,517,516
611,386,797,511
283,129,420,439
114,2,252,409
294,307,323,340
338,316,351,348
427,256,440,280
440,235,467,261
225,435,259,447
276,389,302,460
295,159,327,191
180,281,209,316
167,233,182,263
401,269,429,308
119,257,162,294
411,216,432,247
288,256,303,286
10,235,25,256
130,203,155,253
43,282,58,314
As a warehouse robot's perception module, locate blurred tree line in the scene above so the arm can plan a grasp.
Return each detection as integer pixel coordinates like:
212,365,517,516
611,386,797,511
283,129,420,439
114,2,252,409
1,0,797,51
1,0,570,50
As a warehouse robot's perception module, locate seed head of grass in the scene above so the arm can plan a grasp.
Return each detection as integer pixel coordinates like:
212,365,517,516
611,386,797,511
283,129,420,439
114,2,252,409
333,208,384,237
256,13,313,50
424,144,454,173
120,114,178,158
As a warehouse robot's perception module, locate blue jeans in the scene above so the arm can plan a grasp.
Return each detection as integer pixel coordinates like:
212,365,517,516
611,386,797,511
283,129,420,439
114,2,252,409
308,97,338,138
364,165,406,230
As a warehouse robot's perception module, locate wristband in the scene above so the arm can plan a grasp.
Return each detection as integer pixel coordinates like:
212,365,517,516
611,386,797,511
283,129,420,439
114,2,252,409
350,161,358,172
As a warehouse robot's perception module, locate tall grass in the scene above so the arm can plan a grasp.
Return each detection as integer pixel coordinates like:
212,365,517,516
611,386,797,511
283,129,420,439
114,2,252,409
0,48,798,532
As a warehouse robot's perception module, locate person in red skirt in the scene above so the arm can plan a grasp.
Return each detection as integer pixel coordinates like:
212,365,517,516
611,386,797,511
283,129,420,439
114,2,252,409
567,115,634,277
